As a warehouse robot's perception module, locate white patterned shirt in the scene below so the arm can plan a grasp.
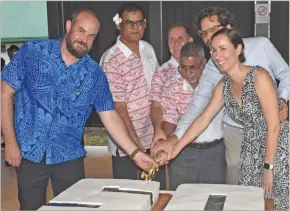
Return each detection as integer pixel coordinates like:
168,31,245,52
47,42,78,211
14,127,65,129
150,56,179,102
101,37,159,156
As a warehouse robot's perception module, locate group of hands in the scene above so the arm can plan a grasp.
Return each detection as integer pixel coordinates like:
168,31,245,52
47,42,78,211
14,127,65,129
132,129,181,171
133,129,275,199
133,129,277,199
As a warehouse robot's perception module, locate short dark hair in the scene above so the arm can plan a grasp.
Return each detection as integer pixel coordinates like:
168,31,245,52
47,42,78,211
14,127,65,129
195,7,237,31
7,44,19,53
118,3,145,19
168,23,192,38
211,28,245,63
70,8,99,25
180,41,205,62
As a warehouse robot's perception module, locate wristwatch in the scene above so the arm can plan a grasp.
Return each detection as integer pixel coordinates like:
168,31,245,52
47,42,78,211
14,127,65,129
263,163,274,170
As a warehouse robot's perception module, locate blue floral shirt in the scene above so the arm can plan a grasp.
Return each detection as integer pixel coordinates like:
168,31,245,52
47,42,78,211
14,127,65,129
1,39,115,164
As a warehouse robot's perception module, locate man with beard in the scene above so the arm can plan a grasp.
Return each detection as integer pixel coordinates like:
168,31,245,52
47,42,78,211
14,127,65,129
1,9,158,210
101,3,160,181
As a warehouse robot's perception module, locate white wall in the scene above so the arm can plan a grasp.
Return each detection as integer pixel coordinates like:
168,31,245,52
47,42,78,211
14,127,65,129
1,1,48,41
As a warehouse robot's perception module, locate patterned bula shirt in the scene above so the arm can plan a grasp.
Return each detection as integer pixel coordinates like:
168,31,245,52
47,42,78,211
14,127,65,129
1,38,115,164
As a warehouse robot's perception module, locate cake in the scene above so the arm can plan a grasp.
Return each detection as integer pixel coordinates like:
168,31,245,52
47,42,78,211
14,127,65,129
164,184,264,210
38,178,160,210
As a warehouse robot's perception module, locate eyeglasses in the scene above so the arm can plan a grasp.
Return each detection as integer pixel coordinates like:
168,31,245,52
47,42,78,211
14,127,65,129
178,60,203,72
122,19,146,28
198,24,223,38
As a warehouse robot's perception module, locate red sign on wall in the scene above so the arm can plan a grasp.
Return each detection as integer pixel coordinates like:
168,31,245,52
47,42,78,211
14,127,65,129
255,4,270,24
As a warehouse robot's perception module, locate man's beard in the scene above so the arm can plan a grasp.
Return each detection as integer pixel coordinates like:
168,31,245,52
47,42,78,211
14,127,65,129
65,36,90,59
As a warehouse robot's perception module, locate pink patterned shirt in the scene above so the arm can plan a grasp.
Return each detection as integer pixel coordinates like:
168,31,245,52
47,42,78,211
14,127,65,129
101,38,159,156
150,57,179,102
161,74,196,125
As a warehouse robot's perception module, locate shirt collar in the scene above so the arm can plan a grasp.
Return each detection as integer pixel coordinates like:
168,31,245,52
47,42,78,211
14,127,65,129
183,79,195,92
55,37,63,57
168,72,195,92
116,35,144,58
168,56,179,68
58,37,88,66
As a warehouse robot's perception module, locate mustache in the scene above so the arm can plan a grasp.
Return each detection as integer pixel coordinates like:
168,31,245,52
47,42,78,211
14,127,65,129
74,40,88,48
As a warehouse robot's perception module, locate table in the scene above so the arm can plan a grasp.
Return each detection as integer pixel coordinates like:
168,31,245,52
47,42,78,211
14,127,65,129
152,191,273,211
